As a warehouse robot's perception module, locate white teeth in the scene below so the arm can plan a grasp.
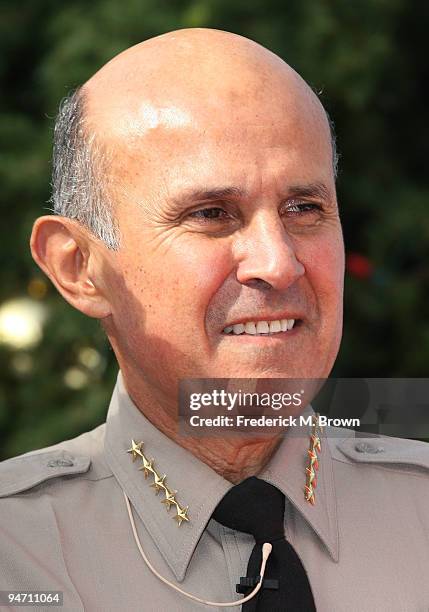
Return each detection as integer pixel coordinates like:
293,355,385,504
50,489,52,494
223,318,298,335
269,320,281,333
244,322,257,334
256,321,270,334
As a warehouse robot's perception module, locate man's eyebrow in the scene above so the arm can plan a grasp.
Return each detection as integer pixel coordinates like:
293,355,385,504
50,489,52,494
172,186,246,205
167,186,246,208
286,182,332,201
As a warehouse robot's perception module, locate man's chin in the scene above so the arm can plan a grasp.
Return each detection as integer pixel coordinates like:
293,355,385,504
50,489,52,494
208,365,319,379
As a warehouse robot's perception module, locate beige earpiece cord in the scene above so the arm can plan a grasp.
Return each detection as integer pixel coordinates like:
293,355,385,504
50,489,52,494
123,491,272,607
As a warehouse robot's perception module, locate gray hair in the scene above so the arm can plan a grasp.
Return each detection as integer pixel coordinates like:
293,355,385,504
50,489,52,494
327,112,340,180
49,88,339,252
49,87,121,251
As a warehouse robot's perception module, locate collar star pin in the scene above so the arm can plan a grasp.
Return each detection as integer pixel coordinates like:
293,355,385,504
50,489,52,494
126,440,190,526
139,456,155,479
161,488,177,511
151,473,167,494
174,505,189,526
126,439,144,461
304,414,323,505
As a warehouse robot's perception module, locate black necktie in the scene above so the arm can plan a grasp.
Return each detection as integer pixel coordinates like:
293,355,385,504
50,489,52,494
213,476,316,611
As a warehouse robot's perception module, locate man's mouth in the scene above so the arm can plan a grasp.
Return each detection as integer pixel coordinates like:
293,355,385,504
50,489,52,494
222,318,297,336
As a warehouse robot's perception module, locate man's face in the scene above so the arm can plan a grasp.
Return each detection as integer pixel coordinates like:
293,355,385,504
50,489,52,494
94,58,344,397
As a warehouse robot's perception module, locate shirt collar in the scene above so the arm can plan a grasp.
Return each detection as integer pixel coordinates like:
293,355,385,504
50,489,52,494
259,408,339,562
104,370,339,581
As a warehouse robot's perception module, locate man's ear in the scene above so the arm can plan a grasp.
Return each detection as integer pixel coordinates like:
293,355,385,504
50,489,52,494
30,215,112,319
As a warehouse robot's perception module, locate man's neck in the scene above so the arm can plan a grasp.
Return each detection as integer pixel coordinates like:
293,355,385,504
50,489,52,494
121,372,282,484
159,425,282,484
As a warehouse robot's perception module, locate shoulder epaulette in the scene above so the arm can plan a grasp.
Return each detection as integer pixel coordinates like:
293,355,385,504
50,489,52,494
0,449,91,498
337,436,429,471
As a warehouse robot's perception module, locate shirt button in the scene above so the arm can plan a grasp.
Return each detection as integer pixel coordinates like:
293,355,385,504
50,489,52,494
47,458,75,467
355,442,385,454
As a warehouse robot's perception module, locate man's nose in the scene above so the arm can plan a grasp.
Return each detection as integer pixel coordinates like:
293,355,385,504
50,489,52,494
234,214,305,290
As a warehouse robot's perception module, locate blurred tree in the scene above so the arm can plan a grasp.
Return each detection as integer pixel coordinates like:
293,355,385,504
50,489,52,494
1,0,428,459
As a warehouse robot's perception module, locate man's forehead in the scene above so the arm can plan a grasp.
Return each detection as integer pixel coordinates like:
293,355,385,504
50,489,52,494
83,28,326,144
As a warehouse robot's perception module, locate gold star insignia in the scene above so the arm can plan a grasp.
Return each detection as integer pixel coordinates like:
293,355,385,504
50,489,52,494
161,488,177,511
305,413,322,505
126,440,190,524
150,473,167,494
308,449,319,470
306,466,316,485
126,440,144,461
311,434,321,452
304,485,315,505
138,456,155,478
174,505,189,526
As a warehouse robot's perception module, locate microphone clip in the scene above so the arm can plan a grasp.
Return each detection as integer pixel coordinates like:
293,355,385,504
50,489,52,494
236,576,279,594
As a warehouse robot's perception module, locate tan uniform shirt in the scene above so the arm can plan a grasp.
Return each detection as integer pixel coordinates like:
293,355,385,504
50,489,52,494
1,370,429,611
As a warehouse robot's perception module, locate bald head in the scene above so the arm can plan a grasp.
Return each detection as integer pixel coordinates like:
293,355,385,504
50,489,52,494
84,29,331,143
51,28,338,250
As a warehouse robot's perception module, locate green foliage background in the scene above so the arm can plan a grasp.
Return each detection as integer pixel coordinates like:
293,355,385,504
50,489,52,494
1,0,428,460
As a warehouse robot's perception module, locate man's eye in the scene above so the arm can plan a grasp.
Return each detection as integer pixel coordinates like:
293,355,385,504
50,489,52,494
284,201,322,215
188,207,229,221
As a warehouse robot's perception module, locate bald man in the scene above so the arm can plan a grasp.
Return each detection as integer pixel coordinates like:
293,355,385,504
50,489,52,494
1,29,428,611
